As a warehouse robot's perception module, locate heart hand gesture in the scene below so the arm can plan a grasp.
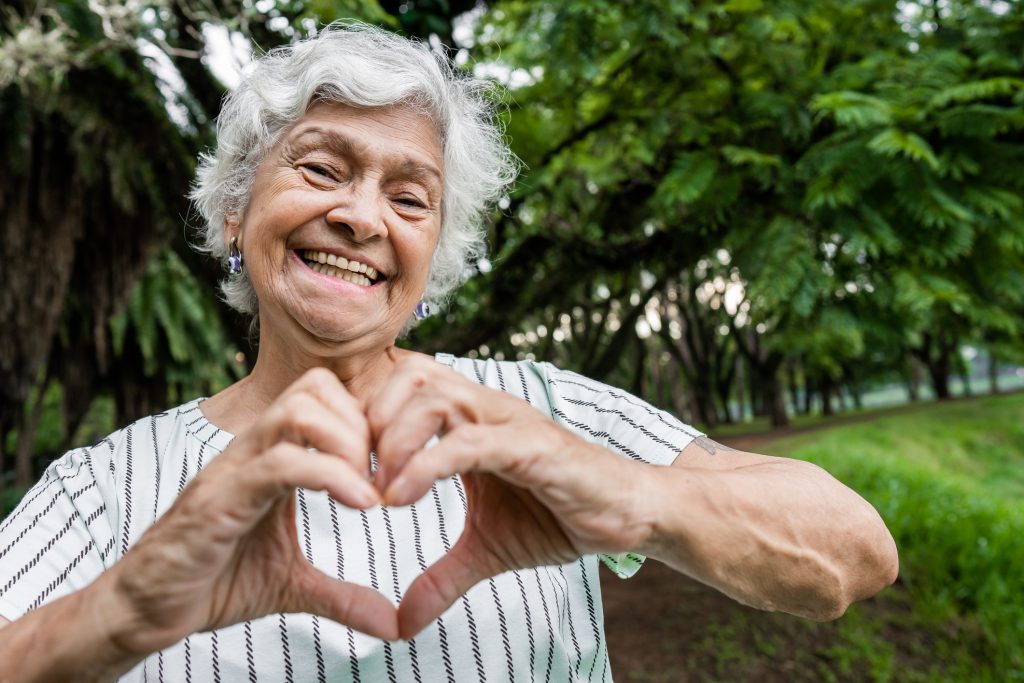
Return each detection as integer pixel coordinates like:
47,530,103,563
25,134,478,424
108,369,399,658
368,355,649,639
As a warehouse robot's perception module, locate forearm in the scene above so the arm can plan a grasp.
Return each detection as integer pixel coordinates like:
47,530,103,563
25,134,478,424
633,459,899,620
0,569,145,683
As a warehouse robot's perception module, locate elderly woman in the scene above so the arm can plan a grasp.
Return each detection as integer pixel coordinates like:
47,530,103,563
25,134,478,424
0,23,897,682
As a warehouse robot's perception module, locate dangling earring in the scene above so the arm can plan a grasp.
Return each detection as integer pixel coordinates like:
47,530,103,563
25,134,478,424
227,236,243,274
413,301,431,321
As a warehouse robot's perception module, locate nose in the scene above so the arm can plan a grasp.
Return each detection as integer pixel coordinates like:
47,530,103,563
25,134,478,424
325,185,388,243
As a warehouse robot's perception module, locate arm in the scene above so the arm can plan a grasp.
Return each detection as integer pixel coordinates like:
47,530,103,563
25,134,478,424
0,570,145,682
632,436,899,620
368,356,899,636
0,368,397,682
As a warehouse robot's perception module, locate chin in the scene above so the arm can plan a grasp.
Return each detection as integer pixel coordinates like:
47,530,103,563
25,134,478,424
299,315,398,350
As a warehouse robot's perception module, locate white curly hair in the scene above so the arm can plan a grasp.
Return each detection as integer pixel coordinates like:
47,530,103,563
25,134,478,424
190,21,518,324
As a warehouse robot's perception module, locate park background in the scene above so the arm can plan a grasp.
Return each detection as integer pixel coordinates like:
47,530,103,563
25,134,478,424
1,0,1022,680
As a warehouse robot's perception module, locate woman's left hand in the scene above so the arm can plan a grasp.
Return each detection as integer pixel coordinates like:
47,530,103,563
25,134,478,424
368,355,651,639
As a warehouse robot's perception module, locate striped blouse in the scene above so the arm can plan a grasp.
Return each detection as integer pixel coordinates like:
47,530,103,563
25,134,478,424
0,355,701,682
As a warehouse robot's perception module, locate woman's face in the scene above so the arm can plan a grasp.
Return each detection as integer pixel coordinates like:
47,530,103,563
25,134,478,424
234,102,444,351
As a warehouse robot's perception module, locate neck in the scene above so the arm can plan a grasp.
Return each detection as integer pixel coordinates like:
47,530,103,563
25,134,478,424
201,317,419,436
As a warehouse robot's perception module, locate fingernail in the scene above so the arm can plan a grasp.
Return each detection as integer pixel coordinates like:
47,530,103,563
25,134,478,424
384,475,411,506
354,479,379,507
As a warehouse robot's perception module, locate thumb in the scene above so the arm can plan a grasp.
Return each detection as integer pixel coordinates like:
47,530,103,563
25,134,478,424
289,564,400,641
396,534,498,640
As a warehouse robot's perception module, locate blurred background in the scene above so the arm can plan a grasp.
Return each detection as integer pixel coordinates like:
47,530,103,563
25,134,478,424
1,0,1022,679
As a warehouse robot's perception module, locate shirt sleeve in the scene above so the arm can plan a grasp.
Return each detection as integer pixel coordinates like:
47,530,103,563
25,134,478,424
0,443,117,622
533,362,705,578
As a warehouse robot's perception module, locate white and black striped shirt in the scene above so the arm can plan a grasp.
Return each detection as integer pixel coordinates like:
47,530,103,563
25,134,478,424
0,355,701,682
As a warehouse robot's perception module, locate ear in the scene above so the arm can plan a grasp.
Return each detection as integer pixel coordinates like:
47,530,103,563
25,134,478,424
224,214,242,251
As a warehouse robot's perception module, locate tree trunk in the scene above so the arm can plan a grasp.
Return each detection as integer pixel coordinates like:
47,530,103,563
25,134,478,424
906,356,922,402
916,331,955,400
734,355,748,422
686,387,706,429
786,360,801,419
656,324,717,428
631,340,646,399
765,369,790,428
14,378,50,487
842,365,863,410
802,375,815,414
924,346,953,400
958,356,973,397
849,384,863,410
821,376,835,416
1,114,85,474
989,351,1000,394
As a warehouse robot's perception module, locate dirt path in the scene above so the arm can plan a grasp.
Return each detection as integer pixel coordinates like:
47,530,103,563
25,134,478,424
597,397,990,681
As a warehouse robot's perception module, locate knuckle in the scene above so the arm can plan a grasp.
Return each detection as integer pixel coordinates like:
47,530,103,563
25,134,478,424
260,444,294,477
365,403,388,432
284,391,314,411
301,366,338,389
450,422,483,447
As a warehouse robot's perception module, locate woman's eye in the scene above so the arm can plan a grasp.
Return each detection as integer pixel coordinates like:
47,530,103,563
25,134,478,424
395,196,427,210
300,163,339,181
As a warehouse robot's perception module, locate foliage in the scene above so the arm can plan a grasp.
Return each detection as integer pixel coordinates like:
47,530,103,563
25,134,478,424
109,248,245,398
3,0,1023,456
770,393,1024,679
0,0,425,480
412,0,1024,424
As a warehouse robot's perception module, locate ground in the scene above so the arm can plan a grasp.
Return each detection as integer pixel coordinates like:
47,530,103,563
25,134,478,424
599,561,965,682
598,416,987,683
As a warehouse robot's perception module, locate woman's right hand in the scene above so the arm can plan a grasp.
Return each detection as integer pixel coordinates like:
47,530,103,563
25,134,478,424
105,368,398,658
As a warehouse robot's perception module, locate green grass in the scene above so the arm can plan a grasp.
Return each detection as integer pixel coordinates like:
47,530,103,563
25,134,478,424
765,393,1024,681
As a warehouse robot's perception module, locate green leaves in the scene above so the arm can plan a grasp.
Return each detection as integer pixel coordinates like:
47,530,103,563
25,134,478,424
812,91,893,129
867,128,940,170
656,152,719,206
110,248,242,388
931,77,1024,109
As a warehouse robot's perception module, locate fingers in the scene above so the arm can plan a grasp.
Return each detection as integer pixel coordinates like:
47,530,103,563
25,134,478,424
373,393,454,493
366,356,441,431
242,443,379,513
265,394,372,477
370,357,512,492
290,564,400,641
247,367,373,478
369,358,451,492
396,539,490,640
382,424,527,506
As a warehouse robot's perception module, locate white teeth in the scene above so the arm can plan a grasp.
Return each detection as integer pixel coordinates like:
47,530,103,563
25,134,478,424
303,250,378,283
312,262,371,286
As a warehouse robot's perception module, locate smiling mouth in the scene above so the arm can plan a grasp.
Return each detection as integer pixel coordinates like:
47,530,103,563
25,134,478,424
298,249,384,287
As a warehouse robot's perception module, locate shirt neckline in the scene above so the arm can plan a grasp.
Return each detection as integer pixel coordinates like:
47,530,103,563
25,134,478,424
182,352,458,452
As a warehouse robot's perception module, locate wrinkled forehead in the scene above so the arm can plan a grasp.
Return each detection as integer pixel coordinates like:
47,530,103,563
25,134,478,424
284,101,445,174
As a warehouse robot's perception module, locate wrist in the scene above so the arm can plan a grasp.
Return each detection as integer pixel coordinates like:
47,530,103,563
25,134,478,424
610,457,674,556
58,567,153,680
0,571,149,683
629,462,699,565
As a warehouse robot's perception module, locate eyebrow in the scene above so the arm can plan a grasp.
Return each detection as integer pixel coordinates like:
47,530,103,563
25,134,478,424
285,127,443,186
286,128,360,160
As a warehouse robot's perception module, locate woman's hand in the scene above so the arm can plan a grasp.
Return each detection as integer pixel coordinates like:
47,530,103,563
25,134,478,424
109,368,399,658
368,356,651,639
